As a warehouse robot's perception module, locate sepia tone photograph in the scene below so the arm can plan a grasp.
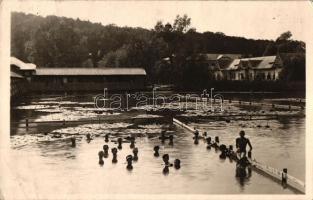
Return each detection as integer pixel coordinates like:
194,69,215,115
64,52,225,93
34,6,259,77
0,0,312,199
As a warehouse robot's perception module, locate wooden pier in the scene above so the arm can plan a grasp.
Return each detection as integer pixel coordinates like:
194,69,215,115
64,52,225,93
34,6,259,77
173,117,305,194
11,115,171,129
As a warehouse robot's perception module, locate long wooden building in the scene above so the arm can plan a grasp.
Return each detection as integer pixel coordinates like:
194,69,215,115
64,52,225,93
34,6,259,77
10,57,147,93
31,68,147,92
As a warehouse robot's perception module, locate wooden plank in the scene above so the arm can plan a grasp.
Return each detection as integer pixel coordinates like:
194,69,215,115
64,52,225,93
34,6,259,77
11,116,170,128
173,118,195,133
250,159,305,194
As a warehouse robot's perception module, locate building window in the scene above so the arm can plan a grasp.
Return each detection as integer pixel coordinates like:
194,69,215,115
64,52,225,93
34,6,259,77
267,73,271,80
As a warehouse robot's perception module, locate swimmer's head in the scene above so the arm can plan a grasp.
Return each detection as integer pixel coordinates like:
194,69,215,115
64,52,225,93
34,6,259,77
162,154,169,162
239,130,245,137
154,146,160,151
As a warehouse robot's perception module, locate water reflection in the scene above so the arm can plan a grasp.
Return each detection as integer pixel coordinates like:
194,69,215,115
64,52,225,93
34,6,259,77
235,157,252,189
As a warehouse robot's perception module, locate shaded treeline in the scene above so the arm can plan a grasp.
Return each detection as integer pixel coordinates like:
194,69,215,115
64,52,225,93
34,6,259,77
11,12,305,86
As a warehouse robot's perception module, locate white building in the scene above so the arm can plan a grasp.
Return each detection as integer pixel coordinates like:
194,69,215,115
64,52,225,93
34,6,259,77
191,54,242,80
196,54,283,81
223,55,283,81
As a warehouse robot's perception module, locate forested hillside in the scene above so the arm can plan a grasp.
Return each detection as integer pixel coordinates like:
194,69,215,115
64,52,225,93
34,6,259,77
11,12,305,84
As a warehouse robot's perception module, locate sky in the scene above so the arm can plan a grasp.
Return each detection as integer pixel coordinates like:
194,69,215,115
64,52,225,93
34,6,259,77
8,0,313,42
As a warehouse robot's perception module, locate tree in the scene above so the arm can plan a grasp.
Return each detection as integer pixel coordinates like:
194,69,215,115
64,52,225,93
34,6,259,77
154,21,164,33
279,53,305,81
276,31,292,42
164,23,173,32
173,14,191,33
215,32,225,36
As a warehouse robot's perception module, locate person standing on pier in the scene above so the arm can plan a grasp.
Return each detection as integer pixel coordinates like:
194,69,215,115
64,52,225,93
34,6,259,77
236,130,252,159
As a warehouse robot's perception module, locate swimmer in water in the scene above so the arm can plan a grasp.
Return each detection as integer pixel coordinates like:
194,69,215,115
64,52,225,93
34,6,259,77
86,133,92,141
104,134,109,142
162,154,173,167
103,145,109,158
111,147,118,163
154,146,160,157
117,138,123,149
130,137,135,149
133,147,138,161
98,151,104,165
159,131,169,143
193,130,200,145
126,155,133,170
174,159,181,169
235,130,252,159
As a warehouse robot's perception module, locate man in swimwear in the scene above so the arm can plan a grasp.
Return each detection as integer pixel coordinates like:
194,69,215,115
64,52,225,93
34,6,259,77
236,130,252,159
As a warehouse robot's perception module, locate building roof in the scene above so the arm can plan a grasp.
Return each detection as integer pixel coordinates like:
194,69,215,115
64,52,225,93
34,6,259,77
241,56,277,69
226,59,241,70
225,56,278,70
35,68,147,76
199,54,241,61
10,57,36,70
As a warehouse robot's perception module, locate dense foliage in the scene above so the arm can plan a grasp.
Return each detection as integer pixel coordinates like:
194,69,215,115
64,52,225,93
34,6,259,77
11,12,305,85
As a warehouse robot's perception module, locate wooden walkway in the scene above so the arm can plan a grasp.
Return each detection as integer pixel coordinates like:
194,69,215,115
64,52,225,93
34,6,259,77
173,117,305,194
11,116,171,128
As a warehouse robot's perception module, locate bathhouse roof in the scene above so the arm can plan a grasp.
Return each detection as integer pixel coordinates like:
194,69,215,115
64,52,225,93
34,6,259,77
35,68,147,76
11,71,24,78
11,57,36,70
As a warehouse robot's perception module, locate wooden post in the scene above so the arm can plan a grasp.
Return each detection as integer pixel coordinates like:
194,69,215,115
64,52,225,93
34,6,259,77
282,168,288,185
71,137,76,147
229,99,232,103
63,119,65,126
272,104,275,108
26,119,29,128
